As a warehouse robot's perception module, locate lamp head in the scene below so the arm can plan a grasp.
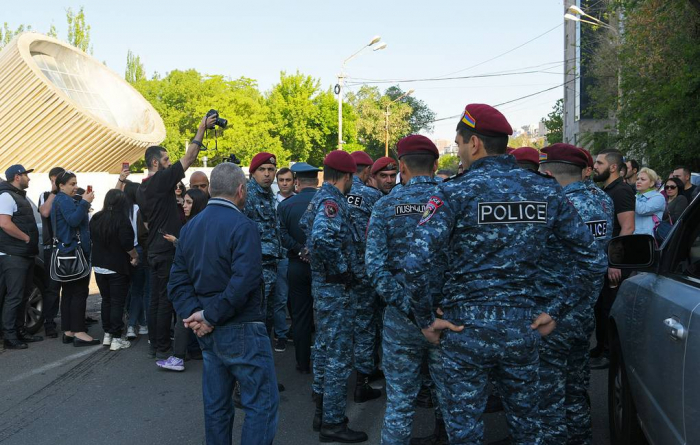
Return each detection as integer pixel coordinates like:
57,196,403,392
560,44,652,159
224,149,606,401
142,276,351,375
564,13,581,22
373,42,388,51
568,5,585,15
369,35,381,46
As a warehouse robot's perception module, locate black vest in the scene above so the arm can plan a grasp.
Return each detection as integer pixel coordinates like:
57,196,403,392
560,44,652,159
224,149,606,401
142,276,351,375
0,182,39,257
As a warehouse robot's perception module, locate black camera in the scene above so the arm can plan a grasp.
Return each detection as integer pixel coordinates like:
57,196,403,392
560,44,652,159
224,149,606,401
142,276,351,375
225,154,241,165
206,109,228,129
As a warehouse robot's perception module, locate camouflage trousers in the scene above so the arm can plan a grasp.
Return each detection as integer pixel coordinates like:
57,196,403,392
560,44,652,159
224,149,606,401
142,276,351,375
312,279,357,424
436,306,541,445
353,281,378,375
381,306,442,445
539,311,594,445
262,263,277,334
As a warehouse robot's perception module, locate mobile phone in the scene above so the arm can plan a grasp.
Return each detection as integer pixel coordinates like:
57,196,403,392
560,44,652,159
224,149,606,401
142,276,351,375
157,228,169,236
122,162,130,171
86,185,93,194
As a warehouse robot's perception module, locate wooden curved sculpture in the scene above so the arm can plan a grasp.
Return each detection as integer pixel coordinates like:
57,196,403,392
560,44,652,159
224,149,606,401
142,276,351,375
0,33,165,173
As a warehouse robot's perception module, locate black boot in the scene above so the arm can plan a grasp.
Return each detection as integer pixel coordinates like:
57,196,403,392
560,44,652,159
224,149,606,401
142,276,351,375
354,372,381,403
313,392,323,432
415,382,434,409
410,416,448,445
487,435,512,445
319,422,368,443
485,393,504,413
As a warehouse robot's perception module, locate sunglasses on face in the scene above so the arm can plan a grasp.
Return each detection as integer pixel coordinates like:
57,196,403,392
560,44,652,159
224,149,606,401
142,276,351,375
665,185,677,190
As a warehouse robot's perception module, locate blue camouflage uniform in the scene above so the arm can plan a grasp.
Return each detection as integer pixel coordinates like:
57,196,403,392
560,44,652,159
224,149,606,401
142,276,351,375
299,182,356,425
366,175,445,445
405,155,603,445
536,180,612,445
244,178,282,332
347,175,383,375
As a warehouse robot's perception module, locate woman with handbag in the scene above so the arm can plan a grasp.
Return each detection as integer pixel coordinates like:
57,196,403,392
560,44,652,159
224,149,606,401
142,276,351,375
53,171,99,346
90,189,139,351
663,177,689,222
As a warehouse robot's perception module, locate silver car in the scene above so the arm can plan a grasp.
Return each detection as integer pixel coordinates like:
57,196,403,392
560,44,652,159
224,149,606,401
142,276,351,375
607,195,700,445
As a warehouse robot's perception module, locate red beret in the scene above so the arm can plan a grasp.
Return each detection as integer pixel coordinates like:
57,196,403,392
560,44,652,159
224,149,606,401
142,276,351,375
540,143,588,169
371,157,398,175
579,147,594,169
397,135,439,159
350,151,374,166
510,146,540,165
506,147,515,154
456,104,513,137
324,150,357,173
250,152,277,174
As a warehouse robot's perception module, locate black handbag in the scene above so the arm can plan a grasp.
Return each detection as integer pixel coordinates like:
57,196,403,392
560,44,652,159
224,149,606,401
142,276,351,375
49,202,91,282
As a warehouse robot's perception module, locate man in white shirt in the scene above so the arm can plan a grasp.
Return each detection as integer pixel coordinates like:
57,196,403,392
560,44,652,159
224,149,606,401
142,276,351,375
273,167,295,351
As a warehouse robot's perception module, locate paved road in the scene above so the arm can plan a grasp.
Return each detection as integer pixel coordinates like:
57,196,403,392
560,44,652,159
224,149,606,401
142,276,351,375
0,296,611,445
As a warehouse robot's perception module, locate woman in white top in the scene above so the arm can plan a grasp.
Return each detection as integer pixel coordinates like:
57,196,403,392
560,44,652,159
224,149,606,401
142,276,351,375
634,167,666,236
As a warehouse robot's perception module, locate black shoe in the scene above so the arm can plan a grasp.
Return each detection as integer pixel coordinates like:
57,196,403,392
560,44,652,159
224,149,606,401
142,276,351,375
62,334,74,344
85,316,98,325
488,435,513,445
73,338,100,347
590,356,610,370
148,347,156,359
354,372,381,403
274,338,287,352
18,329,43,343
296,364,311,374
589,346,603,358
415,383,434,409
368,368,384,382
485,393,505,413
278,383,285,392
313,392,323,432
410,416,448,445
319,422,368,443
45,326,58,338
187,349,203,360
3,339,28,350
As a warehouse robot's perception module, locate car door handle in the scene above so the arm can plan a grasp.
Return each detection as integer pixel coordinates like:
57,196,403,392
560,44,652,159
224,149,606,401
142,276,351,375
663,318,687,341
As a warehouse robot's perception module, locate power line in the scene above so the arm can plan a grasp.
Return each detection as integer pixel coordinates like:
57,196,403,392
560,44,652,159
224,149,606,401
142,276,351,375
345,70,566,86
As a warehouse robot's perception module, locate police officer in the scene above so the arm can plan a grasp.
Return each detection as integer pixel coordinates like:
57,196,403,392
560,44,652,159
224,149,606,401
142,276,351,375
244,152,282,334
348,151,383,403
365,136,447,445
372,157,399,195
404,104,603,444
508,146,541,171
538,144,611,444
278,162,320,373
300,151,368,443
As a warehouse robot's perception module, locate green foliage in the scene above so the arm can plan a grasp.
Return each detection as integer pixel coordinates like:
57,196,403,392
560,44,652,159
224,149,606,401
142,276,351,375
508,134,544,149
542,99,564,144
125,50,146,84
47,24,58,38
66,6,92,54
1,23,32,49
438,154,460,171
587,0,700,173
385,86,436,134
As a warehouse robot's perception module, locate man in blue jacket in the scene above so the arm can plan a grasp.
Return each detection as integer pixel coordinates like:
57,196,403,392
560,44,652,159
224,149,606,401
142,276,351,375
169,162,279,445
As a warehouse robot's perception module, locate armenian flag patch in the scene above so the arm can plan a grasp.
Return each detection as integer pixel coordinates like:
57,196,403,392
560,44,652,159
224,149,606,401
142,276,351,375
461,110,476,128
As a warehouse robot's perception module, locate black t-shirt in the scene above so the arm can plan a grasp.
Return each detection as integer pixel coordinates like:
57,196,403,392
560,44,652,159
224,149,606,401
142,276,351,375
604,177,636,237
136,161,185,256
681,183,697,201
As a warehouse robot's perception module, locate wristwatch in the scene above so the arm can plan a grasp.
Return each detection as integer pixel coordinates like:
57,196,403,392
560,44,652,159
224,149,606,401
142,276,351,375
191,140,204,149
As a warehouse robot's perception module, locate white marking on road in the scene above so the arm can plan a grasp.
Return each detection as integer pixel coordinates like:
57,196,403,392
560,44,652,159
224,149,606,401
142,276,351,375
7,347,100,383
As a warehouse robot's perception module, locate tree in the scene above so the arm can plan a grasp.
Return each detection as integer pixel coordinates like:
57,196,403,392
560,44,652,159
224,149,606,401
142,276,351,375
542,99,563,144
1,23,32,49
47,24,58,38
66,6,92,54
385,85,437,134
125,50,146,84
438,154,460,171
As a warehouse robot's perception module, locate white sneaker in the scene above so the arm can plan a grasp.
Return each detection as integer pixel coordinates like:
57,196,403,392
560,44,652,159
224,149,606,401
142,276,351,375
138,325,148,335
126,326,137,339
102,333,113,346
110,337,131,351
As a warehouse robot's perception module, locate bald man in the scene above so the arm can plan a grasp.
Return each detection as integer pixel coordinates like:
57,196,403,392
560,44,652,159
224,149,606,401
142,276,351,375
189,171,210,197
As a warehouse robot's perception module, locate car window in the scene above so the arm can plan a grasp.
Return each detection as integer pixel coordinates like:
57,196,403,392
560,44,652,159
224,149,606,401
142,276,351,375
672,205,700,279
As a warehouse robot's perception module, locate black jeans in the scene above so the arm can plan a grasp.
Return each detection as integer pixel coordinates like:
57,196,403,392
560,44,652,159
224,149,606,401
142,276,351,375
60,275,90,333
148,253,174,353
288,259,313,371
95,273,131,337
42,248,63,329
0,255,34,340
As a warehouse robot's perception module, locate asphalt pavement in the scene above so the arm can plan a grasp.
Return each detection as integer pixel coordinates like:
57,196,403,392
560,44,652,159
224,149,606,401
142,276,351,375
0,295,611,445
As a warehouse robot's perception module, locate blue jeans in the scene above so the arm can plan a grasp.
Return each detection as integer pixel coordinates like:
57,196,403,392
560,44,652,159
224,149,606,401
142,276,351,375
273,259,290,339
128,246,150,327
198,322,279,445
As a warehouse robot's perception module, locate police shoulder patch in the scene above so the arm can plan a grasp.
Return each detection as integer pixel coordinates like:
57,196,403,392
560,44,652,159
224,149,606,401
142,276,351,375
585,220,608,239
478,201,548,224
395,203,426,216
324,200,339,218
418,196,443,225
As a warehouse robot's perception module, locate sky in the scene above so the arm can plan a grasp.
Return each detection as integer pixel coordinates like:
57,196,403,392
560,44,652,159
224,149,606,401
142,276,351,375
3,0,567,142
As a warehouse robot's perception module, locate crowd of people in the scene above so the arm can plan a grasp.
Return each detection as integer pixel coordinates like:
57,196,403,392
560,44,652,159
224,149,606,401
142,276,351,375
0,106,698,445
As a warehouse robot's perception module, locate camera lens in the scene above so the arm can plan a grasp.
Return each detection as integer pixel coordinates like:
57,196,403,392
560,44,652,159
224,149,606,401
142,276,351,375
216,117,228,129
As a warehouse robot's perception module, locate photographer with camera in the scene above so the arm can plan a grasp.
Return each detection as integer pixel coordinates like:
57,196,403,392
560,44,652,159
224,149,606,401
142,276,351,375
136,112,217,362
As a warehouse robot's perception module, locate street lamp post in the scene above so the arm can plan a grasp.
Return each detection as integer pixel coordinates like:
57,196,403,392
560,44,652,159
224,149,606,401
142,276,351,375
384,89,414,157
337,37,387,150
